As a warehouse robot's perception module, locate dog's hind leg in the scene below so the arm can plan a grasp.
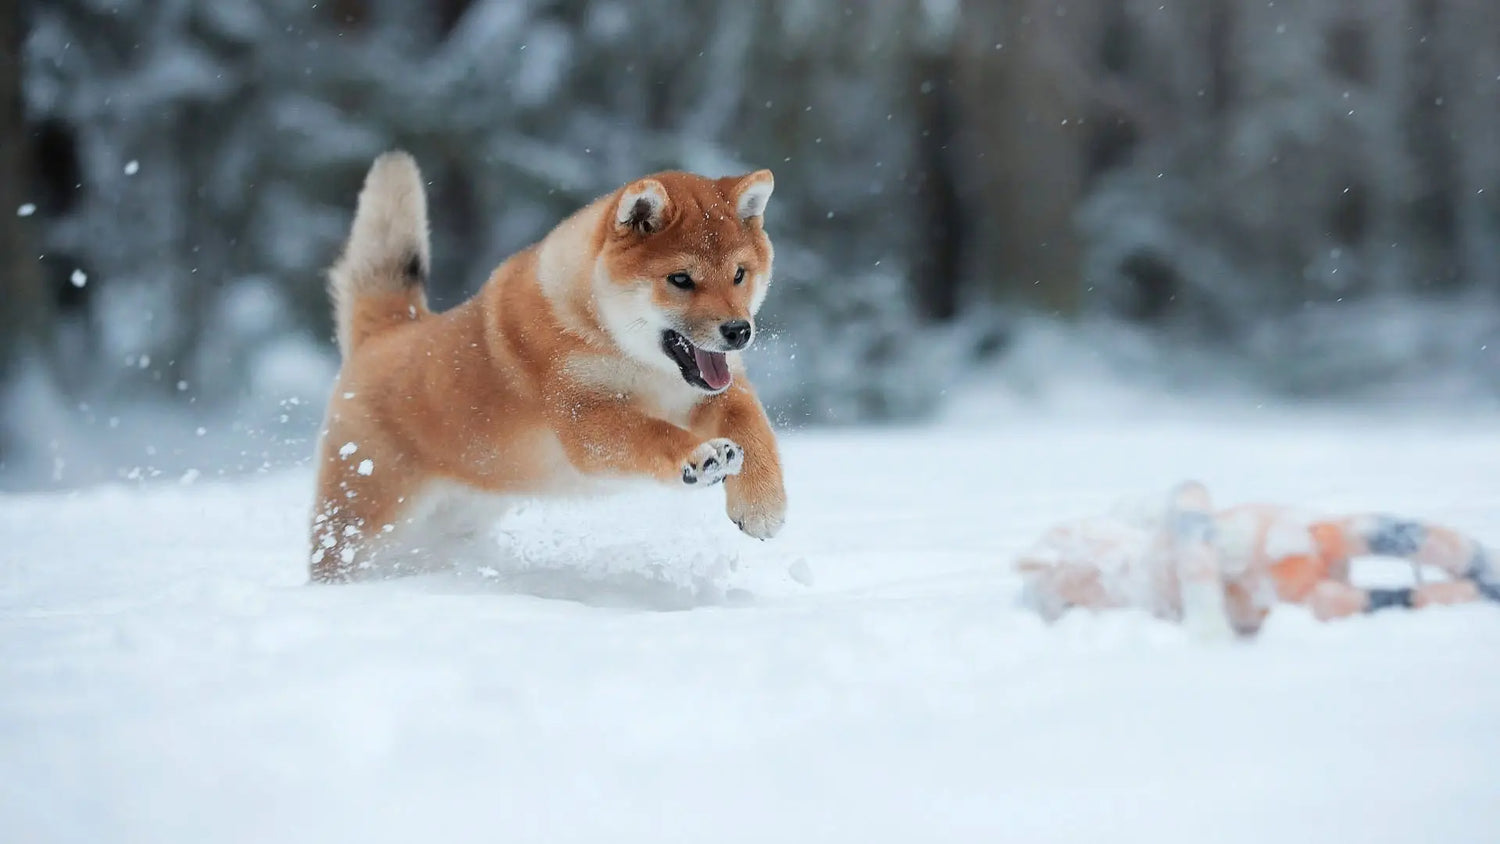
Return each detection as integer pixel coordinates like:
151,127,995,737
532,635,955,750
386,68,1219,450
308,441,421,583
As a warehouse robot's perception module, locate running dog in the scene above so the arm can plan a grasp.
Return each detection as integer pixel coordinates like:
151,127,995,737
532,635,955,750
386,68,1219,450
309,152,786,582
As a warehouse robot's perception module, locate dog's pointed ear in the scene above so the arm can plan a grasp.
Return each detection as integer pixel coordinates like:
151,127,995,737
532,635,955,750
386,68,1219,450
616,179,669,234
733,170,774,222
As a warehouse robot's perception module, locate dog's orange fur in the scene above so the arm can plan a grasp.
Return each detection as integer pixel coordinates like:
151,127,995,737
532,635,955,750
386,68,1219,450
310,152,786,582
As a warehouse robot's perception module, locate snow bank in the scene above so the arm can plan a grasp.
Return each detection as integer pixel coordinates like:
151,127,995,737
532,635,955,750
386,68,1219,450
3,421,1499,843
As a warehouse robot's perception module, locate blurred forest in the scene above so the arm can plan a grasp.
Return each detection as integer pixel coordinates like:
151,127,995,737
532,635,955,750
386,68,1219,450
2,0,1499,483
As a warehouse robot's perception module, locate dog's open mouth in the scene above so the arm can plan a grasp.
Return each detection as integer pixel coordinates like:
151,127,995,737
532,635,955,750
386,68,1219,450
661,330,732,392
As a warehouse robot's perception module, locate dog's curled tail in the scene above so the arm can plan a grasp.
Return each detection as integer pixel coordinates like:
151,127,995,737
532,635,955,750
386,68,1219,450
328,150,431,357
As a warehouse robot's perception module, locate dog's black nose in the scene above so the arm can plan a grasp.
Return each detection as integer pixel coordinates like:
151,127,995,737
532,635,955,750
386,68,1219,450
719,320,753,350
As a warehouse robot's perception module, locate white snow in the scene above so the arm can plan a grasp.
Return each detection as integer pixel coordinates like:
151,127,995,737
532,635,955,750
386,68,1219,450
16,202,36,217
69,268,88,288
357,458,374,476
3,414,1499,843
339,441,357,458
123,159,140,175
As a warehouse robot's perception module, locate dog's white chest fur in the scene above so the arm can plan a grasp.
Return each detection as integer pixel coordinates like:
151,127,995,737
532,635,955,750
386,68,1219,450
565,352,704,428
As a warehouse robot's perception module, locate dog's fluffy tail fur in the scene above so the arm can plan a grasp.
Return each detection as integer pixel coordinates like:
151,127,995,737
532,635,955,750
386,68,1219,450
328,151,431,357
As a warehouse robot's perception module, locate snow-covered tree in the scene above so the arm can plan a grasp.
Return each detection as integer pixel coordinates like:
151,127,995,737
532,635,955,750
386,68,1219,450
6,0,1499,464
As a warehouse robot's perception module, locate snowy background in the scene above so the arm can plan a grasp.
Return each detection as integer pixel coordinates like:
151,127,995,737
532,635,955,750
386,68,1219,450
3,2,1500,841
6,418,1500,842
2,0,1499,483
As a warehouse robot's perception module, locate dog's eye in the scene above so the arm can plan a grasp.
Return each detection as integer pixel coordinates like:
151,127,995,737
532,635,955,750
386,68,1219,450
666,272,694,290
733,266,746,285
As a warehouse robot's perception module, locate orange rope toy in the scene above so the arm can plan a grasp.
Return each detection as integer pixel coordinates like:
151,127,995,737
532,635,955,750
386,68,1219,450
1016,481,1499,638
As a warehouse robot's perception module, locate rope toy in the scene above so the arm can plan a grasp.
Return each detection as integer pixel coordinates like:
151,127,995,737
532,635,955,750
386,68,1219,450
1016,481,1499,638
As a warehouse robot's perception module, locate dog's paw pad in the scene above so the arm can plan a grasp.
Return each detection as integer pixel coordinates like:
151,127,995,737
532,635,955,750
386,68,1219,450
682,438,744,487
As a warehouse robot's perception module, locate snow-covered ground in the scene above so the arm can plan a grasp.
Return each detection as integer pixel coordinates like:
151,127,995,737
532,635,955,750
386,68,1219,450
4,411,1500,843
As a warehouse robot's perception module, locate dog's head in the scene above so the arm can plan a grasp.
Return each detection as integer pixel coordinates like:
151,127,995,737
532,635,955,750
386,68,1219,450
593,170,775,393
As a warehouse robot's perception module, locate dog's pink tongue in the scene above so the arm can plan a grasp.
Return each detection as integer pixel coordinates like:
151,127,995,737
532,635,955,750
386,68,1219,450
694,348,732,390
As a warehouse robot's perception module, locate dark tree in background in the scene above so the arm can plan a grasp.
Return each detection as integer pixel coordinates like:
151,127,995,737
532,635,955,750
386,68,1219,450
3,0,1499,483
0,0,50,392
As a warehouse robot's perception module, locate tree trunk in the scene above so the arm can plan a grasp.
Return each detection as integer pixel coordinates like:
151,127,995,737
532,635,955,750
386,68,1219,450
953,0,1093,316
0,0,50,383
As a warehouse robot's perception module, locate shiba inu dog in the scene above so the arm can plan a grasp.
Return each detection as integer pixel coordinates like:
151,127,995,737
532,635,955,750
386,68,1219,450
309,151,786,582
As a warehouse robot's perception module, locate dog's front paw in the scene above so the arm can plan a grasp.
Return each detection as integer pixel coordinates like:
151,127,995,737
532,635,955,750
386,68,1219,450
728,493,786,540
681,438,744,487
